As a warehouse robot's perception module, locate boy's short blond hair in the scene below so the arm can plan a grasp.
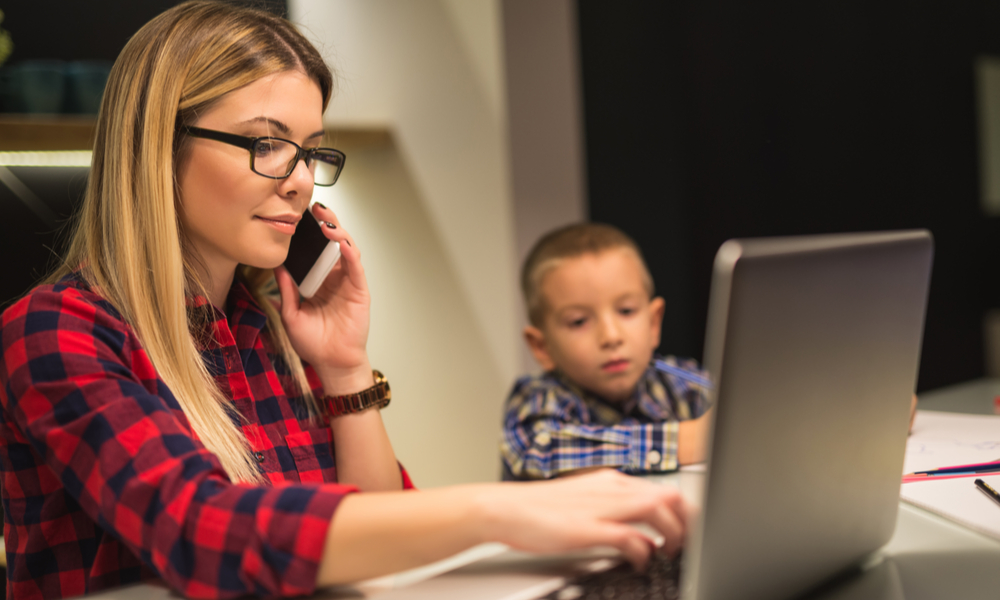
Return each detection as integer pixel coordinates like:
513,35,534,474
522,223,655,327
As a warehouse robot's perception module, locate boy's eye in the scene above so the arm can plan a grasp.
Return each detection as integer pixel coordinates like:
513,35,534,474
618,306,636,316
566,317,588,328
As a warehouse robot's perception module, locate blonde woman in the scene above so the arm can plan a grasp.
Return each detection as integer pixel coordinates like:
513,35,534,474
0,2,688,598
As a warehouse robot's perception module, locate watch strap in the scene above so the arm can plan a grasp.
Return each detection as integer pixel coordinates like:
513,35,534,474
322,369,391,418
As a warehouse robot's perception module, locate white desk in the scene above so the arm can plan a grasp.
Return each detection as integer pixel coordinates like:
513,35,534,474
81,380,1000,600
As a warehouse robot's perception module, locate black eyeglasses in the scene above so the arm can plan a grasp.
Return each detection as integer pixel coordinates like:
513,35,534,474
181,125,346,186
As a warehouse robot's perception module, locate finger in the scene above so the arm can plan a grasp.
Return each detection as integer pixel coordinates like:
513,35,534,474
312,202,341,227
311,204,360,259
649,499,685,557
274,266,300,319
312,203,356,248
598,524,655,571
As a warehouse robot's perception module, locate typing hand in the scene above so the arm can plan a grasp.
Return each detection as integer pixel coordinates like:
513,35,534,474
275,203,373,393
484,470,687,570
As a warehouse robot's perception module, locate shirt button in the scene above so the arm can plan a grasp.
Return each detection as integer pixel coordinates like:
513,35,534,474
254,451,265,463
535,432,551,446
646,450,662,465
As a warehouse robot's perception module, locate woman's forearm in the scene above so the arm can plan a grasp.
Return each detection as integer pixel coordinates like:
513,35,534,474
316,470,689,588
316,362,403,492
317,484,489,585
329,407,403,491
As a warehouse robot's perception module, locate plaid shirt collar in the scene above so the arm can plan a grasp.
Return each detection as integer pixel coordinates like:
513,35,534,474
550,362,673,423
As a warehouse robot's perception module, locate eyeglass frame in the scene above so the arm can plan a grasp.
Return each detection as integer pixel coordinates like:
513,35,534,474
179,125,346,186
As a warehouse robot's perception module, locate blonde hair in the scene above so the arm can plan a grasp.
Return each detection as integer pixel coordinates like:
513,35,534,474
521,223,654,327
50,0,333,483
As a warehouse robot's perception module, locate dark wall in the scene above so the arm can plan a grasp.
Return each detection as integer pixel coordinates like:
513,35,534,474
0,167,88,310
0,0,289,309
0,0,287,63
578,2,1000,392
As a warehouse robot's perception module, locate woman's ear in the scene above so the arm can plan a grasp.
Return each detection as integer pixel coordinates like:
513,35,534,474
523,325,556,371
649,296,666,348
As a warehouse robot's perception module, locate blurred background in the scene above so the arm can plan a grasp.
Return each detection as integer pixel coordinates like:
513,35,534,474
2,1,1000,488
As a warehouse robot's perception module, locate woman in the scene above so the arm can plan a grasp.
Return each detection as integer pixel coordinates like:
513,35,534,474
0,2,687,598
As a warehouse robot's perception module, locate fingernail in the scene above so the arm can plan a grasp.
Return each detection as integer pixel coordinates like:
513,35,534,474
323,221,337,229
315,202,328,210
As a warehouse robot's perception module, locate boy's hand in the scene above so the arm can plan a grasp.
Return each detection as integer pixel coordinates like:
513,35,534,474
678,409,713,465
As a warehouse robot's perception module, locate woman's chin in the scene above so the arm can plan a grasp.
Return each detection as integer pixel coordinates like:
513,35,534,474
242,251,288,271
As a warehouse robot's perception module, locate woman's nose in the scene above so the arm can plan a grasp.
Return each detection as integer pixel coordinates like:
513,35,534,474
280,157,315,198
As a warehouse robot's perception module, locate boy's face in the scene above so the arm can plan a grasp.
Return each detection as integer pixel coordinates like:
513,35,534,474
524,248,665,402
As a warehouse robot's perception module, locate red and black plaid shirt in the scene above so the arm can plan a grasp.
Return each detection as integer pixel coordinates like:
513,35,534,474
0,274,412,599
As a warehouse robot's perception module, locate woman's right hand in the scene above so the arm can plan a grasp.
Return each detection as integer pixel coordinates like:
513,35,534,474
480,469,687,569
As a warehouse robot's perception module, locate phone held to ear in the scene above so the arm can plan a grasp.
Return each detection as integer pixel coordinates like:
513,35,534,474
284,211,341,298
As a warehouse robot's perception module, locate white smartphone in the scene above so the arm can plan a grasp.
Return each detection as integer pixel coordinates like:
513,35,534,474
284,211,341,298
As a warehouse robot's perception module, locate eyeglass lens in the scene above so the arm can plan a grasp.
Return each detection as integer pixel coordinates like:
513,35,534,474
252,139,343,185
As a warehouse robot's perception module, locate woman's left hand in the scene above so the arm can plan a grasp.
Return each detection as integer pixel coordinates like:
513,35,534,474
275,203,373,393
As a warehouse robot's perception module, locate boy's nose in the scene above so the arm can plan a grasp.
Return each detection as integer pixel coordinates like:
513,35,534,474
598,317,624,348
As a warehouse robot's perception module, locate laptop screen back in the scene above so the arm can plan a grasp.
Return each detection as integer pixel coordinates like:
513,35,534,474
683,231,933,600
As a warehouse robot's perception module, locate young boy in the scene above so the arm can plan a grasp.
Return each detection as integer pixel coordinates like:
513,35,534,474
501,223,713,480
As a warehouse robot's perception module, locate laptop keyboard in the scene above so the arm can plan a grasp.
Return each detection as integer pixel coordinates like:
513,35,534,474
540,552,682,600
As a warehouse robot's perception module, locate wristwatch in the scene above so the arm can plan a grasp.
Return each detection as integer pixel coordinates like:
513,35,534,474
322,369,391,418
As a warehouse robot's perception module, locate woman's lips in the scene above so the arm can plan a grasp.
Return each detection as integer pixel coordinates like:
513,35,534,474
602,359,630,373
255,215,297,235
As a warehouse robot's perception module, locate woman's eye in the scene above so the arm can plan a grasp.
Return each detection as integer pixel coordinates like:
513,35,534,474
255,141,276,156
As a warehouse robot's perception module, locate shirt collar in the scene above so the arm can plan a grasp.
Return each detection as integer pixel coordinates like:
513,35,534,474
187,280,269,347
552,362,666,420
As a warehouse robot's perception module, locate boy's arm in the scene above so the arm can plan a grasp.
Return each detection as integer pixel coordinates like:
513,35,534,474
503,416,688,479
502,362,713,479
656,355,714,466
677,408,713,465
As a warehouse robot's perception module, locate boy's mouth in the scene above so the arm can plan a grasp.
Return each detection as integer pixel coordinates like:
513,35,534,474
601,358,630,373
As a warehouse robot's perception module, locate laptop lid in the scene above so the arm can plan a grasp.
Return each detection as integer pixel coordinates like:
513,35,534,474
682,230,933,600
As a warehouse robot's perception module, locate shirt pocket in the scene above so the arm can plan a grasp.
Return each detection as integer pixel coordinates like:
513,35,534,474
285,426,337,483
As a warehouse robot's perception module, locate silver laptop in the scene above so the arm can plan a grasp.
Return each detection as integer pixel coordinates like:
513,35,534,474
683,230,933,600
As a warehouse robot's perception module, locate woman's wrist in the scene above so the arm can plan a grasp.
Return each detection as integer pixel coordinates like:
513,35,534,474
315,361,375,396
465,483,506,546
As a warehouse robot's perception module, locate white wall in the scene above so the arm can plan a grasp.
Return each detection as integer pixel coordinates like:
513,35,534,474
290,0,587,487
312,138,506,488
291,0,518,487
502,0,588,373
292,0,519,383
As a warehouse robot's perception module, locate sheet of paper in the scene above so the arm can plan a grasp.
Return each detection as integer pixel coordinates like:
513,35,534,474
902,410,1000,474
900,410,1000,541
900,474,1000,541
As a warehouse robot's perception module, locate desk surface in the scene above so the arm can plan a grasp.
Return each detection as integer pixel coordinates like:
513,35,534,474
81,381,1000,600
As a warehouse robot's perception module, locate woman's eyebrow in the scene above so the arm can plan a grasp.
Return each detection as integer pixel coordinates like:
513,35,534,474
238,116,290,134
237,116,324,140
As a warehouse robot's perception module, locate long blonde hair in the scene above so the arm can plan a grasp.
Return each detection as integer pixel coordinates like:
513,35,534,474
51,0,333,483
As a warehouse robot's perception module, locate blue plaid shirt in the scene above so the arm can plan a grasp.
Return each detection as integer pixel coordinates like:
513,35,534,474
501,356,711,480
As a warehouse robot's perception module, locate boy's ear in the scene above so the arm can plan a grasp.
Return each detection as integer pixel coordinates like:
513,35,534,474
523,325,557,371
649,296,666,348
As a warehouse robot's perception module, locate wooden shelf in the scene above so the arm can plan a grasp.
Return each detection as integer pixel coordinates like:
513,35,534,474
0,114,97,151
0,115,392,153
